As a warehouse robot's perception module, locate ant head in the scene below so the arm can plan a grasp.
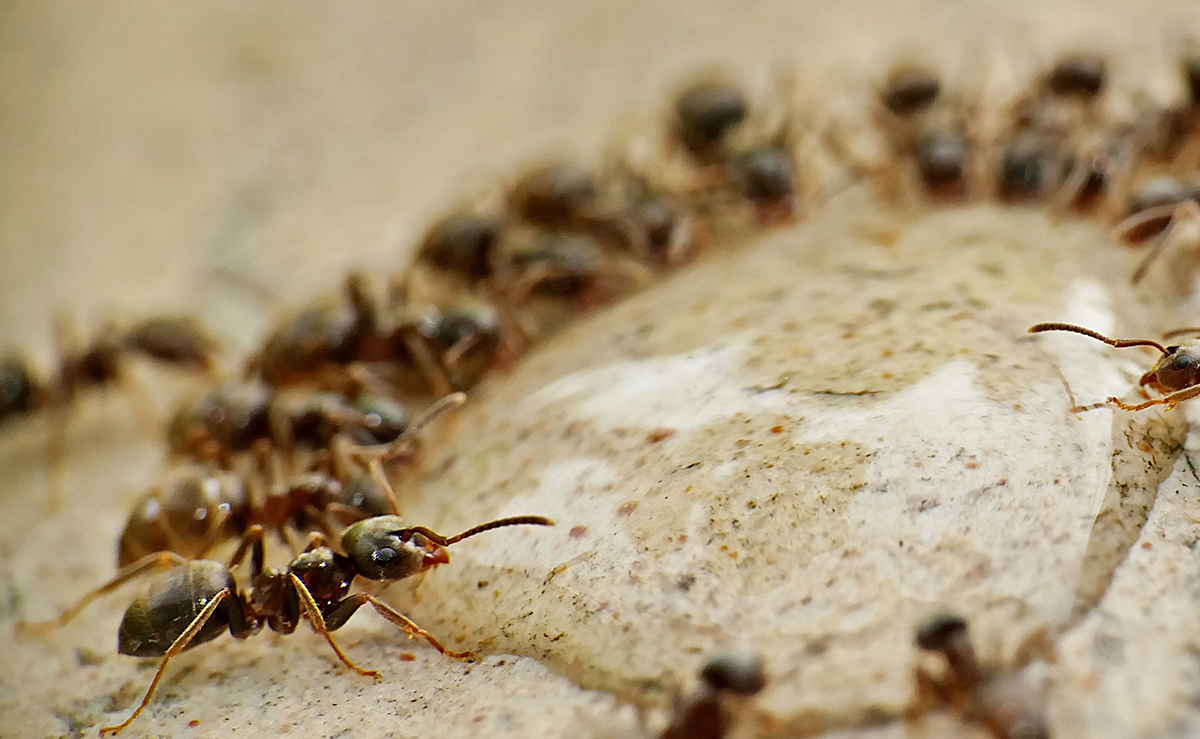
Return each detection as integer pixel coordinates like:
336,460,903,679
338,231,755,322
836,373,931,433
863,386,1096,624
915,612,970,654
674,79,749,158
419,212,502,282
879,65,942,116
1142,342,1200,394
699,652,767,696
340,515,449,581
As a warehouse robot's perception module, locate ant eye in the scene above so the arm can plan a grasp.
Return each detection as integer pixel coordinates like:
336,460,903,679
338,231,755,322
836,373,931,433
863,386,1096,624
372,547,397,566
1175,354,1194,371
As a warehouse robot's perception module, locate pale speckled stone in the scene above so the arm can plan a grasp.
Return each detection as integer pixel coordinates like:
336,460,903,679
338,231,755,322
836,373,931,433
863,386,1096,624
7,4,1200,739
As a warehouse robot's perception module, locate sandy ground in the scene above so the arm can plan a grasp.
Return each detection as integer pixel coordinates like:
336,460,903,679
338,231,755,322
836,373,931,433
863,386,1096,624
6,2,1200,738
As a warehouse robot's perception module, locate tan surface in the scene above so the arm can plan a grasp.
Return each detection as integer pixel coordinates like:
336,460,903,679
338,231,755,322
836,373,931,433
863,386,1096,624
6,2,1200,739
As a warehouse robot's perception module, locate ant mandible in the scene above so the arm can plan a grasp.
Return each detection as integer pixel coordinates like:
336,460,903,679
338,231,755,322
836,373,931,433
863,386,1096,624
21,453,553,735
1029,322,1200,411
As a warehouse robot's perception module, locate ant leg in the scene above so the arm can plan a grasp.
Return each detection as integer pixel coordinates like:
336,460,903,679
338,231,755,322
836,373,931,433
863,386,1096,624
1128,200,1200,284
325,501,371,526
301,530,329,552
99,589,231,736
1115,203,1176,245
287,573,382,680
1108,384,1200,411
227,525,266,576
44,400,70,511
398,329,453,398
115,364,163,438
19,551,188,633
364,459,401,516
323,593,471,660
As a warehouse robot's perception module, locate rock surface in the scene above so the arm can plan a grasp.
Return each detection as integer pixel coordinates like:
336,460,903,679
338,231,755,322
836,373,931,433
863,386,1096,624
6,3,1200,739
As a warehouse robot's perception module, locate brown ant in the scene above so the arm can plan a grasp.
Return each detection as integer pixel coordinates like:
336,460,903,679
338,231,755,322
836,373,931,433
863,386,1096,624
167,380,413,465
1029,322,1200,411
147,393,463,559
0,314,219,505
414,211,505,286
249,272,386,389
507,162,650,257
871,62,977,202
661,652,766,739
913,614,1049,739
506,231,652,314
22,472,553,735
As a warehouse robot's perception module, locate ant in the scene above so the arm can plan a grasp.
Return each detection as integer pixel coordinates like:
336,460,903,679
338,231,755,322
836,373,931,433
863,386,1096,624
506,231,653,315
0,314,219,505
669,75,800,224
871,61,976,203
507,162,650,257
118,391,466,588
661,652,766,739
1029,322,1200,411
167,380,411,466
415,211,505,287
913,614,1049,739
21,472,553,735
253,270,517,399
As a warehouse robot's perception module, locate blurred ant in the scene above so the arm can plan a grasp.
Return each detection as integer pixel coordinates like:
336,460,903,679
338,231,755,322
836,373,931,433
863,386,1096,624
167,380,411,466
505,231,653,316
660,652,766,739
1029,322,1200,411
0,314,219,505
913,614,1049,739
122,392,464,572
670,76,801,224
21,462,553,735
870,61,977,203
508,162,651,257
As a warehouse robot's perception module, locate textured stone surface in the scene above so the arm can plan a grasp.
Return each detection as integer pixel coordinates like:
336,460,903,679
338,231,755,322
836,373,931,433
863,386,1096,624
6,3,1200,739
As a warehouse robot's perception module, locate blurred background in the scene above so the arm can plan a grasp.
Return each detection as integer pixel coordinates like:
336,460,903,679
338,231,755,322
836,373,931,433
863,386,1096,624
3,0,1190,357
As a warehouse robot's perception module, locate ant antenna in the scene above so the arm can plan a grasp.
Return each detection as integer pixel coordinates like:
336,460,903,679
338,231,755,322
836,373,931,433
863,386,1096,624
1162,327,1200,340
1028,323,1167,354
404,516,556,547
353,392,467,465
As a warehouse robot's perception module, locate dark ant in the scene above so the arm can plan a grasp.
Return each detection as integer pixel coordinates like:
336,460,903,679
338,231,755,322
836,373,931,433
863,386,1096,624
22,471,553,735
870,62,975,202
507,232,652,312
507,162,649,257
415,211,505,286
167,381,410,465
729,142,799,224
915,129,971,201
0,315,219,505
672,80,750,163
1029,322,1200,411
249,272,385,388
661,652,766,739
913,614,1048,739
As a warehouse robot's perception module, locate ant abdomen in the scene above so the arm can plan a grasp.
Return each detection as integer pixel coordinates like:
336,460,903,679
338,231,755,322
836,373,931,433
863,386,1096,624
118,562,247,658
117,466,250,566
